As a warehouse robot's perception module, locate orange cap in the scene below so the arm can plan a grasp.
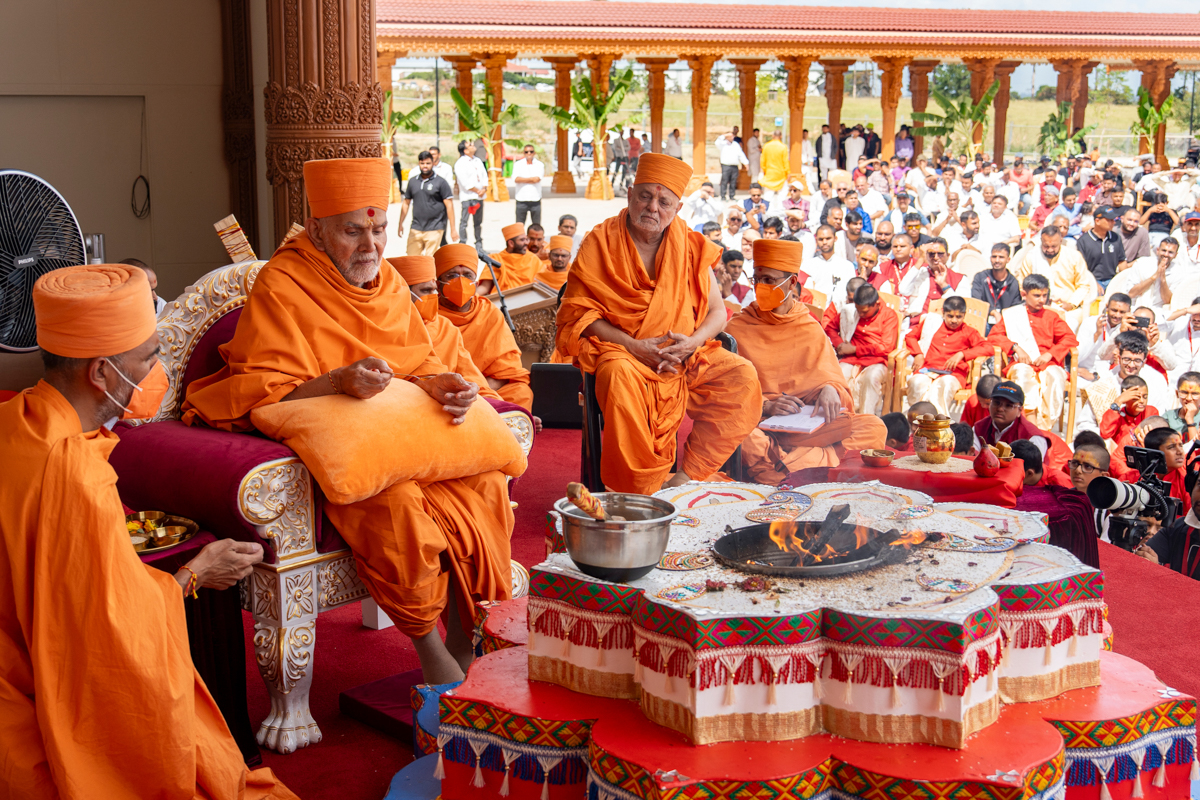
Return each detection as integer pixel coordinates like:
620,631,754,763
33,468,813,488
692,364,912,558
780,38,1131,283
501,223,525,242
752,239,803,274
34,265,157,358
434,244,480,276
548,235,573,252
633,153,693,198
303,157,391,219
387,256,436,286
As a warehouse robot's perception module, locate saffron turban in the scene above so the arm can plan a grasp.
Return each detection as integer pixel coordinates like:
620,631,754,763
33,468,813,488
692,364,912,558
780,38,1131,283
435,244,480,276
303,157,391,219
387,256,436,285
501,224,525,242
548,235,573,252
752,239,803,275
34,265,157,358
633,153,692,198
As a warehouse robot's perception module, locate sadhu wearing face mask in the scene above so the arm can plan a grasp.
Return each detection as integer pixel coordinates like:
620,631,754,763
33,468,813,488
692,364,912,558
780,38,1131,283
0,266,294,798
184,158,514,685
556,153,763,494
726,238,888,484
434,244,534,412
387,255,500,402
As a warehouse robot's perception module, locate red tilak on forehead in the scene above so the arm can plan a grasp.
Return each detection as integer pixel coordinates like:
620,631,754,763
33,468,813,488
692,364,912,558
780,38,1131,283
366,208,375,217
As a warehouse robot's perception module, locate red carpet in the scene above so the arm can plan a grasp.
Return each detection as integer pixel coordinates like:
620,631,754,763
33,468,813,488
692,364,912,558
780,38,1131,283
241,431,1200,799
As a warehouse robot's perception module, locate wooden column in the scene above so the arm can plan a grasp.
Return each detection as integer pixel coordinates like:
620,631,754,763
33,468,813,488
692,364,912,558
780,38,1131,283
377,49,397,99
583,53,617,199
731,58,766,188
1052,59,1086,117
820,60,855,142
875,57,911,161
443,55,476,131
778,56,811,184
907,60,938,158
963,57,1001,149
1073,62,1099,133
638,58,674,155
685,54,718,192
1135,60,1178,166
264,0,382,247
477,52,515,201
992,62,1020,162
220,0,259,250
546,57,579,193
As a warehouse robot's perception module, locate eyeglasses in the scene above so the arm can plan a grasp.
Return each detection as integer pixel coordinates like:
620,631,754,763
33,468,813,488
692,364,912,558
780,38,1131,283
927,252,948,260
523,150,535,154
1118,356,1146,367
1067,460,1100,474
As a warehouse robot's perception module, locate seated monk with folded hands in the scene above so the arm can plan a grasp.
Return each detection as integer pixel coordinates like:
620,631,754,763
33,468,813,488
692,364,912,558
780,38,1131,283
184,157,517,684
726,238,887,484
556,153,763,494
0,265,294,798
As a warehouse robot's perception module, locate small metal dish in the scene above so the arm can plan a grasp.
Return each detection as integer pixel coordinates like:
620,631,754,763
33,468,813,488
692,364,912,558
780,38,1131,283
860,449,896,468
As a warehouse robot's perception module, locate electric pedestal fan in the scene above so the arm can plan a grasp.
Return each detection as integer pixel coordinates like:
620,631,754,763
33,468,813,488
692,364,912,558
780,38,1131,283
0,169,85,352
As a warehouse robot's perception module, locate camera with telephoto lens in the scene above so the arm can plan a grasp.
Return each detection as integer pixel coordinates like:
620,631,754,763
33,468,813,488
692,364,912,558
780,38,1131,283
1086,446,1181,552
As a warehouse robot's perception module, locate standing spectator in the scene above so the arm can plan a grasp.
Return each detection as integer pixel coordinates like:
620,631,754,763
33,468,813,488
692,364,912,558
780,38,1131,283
1078,207,1128,291
512,144,545,226
627,128,642,171
454,139,488,246
895,126,914,162
429,145,454,187
390,133,403,184
610,130,628,183
843,127,866,169
817,124,837,181
398,150,457,256
746,128,762,180
665,128,683,159
1119,206,1154,261
716,131,748,201
863,123,881,160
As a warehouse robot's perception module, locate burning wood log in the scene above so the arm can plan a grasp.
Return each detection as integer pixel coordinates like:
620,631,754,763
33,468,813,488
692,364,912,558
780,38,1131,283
800,504,851,566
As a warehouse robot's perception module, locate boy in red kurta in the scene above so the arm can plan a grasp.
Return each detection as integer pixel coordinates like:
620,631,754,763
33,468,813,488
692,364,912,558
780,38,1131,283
1100,375,1157,447
961,374,999,427
985,274,1078,430
903,295,992,416
826,282,900,415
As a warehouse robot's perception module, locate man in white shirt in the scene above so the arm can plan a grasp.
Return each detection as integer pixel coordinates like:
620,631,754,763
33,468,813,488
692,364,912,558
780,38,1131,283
1124,238,1185,321
454,139,489,246
887,192,922,231
720,206,746,253
937,167,964,202
920,173,948,222
429,145,455,187
817,125,837,180
854,175,888,227
1166,300,1200,382
716,131,749,201
801,224,856,302
511,144,546,227
1172,211,1200,272
978,195,1022,252
683,182,724,228
1077,293,1132,381
843,127,866,170
747,128,762,181
665,128,684,159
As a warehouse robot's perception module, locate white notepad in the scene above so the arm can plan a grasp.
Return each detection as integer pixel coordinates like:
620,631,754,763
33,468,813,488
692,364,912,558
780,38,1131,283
758,406,826,433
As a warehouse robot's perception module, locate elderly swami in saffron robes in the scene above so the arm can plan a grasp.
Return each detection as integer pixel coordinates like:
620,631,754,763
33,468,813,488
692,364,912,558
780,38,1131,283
727,238,888,484
184,158,518,684
556,153,763,494
0,265,295,798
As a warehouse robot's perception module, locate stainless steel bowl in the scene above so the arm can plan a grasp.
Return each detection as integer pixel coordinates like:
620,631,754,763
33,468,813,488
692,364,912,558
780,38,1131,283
554,493,678,583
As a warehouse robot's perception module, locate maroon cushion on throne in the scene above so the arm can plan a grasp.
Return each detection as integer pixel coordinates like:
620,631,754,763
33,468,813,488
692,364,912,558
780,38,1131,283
181,308,243,398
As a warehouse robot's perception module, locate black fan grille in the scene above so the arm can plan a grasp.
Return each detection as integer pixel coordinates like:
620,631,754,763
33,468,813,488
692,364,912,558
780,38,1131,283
0,170,85,352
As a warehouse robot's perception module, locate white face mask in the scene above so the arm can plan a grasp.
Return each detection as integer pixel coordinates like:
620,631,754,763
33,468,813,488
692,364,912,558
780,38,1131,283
102,357,141,415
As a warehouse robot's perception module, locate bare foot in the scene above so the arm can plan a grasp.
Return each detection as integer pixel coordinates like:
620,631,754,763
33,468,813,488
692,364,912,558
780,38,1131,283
412,629,465,685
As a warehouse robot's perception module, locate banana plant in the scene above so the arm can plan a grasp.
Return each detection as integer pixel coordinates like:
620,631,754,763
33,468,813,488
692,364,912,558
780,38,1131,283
911,80,999,158
381,90,433,143
450,84,525,201
540,68,635,200
1037,102,1095,160
1130,86,1175,159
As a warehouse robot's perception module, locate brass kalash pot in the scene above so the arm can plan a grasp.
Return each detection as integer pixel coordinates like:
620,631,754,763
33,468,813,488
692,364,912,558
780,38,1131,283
913,413,954,464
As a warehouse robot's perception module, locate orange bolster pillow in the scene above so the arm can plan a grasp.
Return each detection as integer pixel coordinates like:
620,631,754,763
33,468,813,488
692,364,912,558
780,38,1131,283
250,380,528,505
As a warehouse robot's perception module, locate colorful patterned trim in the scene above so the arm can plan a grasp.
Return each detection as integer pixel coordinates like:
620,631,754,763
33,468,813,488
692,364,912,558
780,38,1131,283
1053,698,1197,748
441,724,588,789
440,693,594,749
632,597,821,649
545,512,566,555
1062,726,1196,787
993,570,1104,612
531,569,642,614
588,742,1064,800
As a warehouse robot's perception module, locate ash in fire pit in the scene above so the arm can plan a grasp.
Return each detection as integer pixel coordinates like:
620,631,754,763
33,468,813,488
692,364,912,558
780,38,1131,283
713,504,940,578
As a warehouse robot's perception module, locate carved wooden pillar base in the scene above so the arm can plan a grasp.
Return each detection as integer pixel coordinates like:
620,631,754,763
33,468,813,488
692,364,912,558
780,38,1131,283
553,170,577,194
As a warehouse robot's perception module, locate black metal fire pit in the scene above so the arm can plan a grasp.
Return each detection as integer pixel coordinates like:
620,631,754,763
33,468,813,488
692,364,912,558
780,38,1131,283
712,504,937,578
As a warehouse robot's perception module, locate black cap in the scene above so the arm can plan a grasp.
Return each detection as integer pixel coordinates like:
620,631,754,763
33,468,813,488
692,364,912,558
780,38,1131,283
992,381,1025,407
1097,206,1120,221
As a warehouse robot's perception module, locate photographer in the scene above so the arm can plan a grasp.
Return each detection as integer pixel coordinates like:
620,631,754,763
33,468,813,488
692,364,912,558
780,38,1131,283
1137,460,1200,580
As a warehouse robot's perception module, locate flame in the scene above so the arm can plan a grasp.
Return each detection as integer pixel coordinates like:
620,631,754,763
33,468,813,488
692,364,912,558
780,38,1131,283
891,529,928,548
768,519,856,564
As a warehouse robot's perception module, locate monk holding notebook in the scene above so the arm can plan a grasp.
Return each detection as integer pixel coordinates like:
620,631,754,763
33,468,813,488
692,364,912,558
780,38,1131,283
184,158,519,684
727,238,887,484
557,153,762,494
1,265,294,798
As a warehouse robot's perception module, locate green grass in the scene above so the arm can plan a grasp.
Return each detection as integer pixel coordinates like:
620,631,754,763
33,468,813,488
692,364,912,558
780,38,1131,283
389,89,1174,175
